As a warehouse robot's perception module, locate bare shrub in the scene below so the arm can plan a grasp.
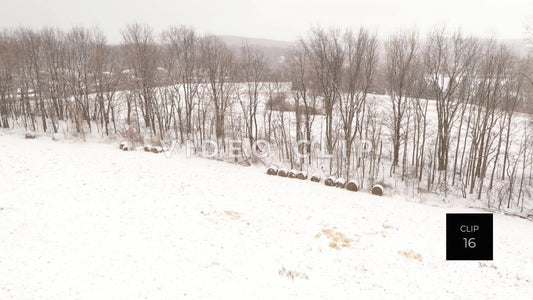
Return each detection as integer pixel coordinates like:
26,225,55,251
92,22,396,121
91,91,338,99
266,92,292,112
120,124,142,146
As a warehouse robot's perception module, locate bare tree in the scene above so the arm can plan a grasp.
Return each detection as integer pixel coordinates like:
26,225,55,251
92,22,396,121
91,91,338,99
121,23,159,136
423,28,478,189
338,28,378,178
287,43,318,168
199,35,236,151
384,29,418,174
162,26,201,143
302,27,344,172
239,43,266,150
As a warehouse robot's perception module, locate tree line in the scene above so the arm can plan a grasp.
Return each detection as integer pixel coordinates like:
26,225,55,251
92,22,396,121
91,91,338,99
0,24,532,212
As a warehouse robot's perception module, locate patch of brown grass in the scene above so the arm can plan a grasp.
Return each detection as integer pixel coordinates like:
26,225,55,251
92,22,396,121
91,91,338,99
365,230,388,237
201,210,243,223
315,226,353,249
278,266,309,280
479,262,498,269
224,210,241,220
398,249,422,261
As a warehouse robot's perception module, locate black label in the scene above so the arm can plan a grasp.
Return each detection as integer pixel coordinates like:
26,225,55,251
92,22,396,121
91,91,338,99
446,213,493,260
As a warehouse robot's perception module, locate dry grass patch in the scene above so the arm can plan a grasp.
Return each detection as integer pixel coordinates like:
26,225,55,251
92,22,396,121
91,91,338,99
315,226,354,249
398,249,422,261
201,210,244,224
365,230,388,237
479,262,498,269
278,266,309,280
224,210,241,220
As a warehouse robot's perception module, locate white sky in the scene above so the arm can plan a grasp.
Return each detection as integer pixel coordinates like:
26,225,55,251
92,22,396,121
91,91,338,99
1,0,532,43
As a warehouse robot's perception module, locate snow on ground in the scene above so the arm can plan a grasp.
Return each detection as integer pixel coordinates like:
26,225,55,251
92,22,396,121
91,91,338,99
0,133,532,299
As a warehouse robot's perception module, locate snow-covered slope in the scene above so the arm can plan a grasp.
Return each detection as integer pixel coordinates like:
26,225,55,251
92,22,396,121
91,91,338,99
0,134,531,299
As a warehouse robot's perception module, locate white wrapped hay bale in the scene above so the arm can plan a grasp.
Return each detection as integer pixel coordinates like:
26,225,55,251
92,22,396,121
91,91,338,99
266,166,278,175
310,173,321,182
371,184,384,196
288,169,298,178
122,142,134,151
25,131,36,139
278,168,288,177
119,141,127,150
335,177,346,188
346,180,359,192
324,176,336,187
296,171,307,180
143,145,152,152
151,146,163,153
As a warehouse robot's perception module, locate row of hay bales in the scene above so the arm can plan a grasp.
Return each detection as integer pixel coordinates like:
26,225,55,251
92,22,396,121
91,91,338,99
266,165,384,196
268,167,309,180
24,131,65,141
119,141,163,153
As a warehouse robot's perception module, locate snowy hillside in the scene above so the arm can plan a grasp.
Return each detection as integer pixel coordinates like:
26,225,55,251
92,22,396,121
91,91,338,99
0,133,532,299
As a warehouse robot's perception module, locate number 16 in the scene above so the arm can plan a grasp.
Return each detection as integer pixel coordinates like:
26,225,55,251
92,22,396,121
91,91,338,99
463,238,476,248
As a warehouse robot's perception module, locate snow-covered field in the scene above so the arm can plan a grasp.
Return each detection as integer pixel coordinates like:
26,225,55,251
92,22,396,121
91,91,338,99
0,133,532,299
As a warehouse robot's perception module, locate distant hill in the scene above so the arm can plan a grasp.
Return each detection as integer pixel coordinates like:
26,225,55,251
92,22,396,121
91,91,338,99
218,35,294,49
218,35,294,69
500,39,532,57
215,35,532,68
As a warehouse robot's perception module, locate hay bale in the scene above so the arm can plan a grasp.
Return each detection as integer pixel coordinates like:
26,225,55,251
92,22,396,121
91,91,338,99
143,145,152,152
25,131,36,139
335,177,346,188
122,143,133,151
310,173,321,182
296,171,307,180
324,176,336,187
371,184,384,196
278,168,288,177
52,132,65,141
151,146,163,153
239,160,251,167
346,181,359,192
266,166,278,175
119,141,127,150
288,169,298,178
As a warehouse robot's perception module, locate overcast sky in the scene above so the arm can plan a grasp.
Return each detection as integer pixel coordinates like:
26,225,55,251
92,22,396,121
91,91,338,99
1,0,532,43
